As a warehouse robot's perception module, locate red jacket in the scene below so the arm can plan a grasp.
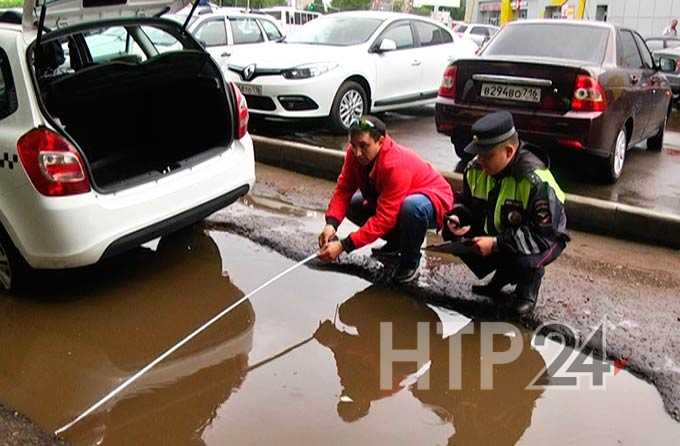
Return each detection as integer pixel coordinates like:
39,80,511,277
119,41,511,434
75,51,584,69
325,135,453,250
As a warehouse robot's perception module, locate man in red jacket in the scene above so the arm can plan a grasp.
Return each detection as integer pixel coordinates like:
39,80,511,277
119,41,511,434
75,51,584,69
318,116,453,283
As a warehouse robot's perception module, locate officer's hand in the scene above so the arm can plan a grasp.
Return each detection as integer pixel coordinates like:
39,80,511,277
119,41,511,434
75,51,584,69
319,240,344,262
319,225,337,249
446,215,471,237
472,237,496,257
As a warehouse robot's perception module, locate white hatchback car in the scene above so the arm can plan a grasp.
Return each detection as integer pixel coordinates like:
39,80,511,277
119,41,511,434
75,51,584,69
224,11,478,131
0,0,254,291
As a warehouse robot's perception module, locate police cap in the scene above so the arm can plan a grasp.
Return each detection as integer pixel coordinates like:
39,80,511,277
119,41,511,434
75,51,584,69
464,111,517,155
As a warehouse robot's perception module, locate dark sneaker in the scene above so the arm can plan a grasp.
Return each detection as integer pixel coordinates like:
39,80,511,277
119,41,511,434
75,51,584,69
371,242,400,258
471,272,511,297
393,264,420,284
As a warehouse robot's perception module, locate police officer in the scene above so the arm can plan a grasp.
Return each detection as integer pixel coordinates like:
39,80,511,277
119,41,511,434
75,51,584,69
443,111,569,314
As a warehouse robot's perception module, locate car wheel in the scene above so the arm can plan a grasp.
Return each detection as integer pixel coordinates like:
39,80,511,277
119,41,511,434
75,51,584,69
600,128,627,183
647,115,666,152
330,81,367,133
0,229,29,293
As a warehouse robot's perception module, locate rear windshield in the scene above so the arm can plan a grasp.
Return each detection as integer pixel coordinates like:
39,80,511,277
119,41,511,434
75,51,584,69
483,23,609,64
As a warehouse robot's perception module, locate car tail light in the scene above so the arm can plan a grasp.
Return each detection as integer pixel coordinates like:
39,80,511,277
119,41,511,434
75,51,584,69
17,128,90,197
571,74,607,112
558,138,584,150
439,65,458,99
232,83,249,140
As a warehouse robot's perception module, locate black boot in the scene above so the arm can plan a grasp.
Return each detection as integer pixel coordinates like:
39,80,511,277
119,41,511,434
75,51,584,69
513,269,544,315
371,241,400,258
472,270,511,297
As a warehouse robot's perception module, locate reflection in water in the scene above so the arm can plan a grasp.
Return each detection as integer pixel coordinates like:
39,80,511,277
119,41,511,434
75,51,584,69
314,287,545,445
0,228,255,445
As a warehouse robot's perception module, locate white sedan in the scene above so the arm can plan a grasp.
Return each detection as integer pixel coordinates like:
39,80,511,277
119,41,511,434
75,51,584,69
225,11,478,131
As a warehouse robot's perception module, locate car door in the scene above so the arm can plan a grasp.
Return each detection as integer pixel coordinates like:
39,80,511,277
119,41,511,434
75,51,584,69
226,17,267,60
412,20,455,99
633,31,669,135
370,20,422,106
193,18,230,65
618,29,650,143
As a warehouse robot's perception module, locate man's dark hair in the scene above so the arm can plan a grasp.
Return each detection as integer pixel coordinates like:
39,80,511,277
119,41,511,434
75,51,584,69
349,115,387,141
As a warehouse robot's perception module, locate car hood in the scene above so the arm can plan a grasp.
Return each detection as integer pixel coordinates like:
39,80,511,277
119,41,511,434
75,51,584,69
23,0,192,31
227,42,355,70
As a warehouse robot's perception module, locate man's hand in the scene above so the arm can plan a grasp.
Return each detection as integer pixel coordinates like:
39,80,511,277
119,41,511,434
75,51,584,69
472,237,497,257
318,224,337,249
319,240,344,262
446,215,471,237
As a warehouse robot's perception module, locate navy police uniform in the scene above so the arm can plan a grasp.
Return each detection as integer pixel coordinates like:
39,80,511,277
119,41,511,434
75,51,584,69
443,111,570,314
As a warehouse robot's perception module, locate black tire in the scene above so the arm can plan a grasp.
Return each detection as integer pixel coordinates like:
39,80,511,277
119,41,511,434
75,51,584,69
0,229,31,293
647,114,667,152
599,128,627,184
329,81,367,133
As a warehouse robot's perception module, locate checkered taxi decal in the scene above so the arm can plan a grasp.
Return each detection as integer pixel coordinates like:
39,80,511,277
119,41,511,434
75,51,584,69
0,153,18,170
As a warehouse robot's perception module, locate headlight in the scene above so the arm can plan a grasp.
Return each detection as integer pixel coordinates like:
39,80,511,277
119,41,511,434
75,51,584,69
282,62,339,80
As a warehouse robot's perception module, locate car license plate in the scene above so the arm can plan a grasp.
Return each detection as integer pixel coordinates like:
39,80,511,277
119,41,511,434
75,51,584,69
236,83,262,96
480,83,541,103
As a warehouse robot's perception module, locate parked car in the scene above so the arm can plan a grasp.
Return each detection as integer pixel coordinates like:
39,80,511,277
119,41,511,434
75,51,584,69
644,36,680,52
452,23,499,47
165,9,285,68
649,42,680,107
0,0,255,291
435,19,673,183
225,11,478,131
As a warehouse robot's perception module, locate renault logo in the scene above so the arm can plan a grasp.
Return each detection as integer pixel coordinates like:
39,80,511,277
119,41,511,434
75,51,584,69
242,64,256,81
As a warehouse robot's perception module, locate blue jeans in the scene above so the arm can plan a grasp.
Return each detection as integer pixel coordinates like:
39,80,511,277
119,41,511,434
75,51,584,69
346,192,436,268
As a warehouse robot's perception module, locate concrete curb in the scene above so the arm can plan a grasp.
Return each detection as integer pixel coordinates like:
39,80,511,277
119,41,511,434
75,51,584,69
252,135,680,249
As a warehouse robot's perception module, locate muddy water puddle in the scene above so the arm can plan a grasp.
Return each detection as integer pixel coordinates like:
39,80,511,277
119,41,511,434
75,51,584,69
0,228,678,445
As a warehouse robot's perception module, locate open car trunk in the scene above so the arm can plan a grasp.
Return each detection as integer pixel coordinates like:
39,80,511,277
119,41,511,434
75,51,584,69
37,49,233,192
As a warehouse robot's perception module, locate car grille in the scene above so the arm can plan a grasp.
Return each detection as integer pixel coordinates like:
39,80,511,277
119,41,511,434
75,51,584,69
244,95,276,111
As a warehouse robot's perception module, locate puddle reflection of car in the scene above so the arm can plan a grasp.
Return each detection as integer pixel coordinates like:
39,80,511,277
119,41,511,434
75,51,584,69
0,0,255,292
0,229,255,443
436,20,674,183
225,11,477,132
314,286,545,444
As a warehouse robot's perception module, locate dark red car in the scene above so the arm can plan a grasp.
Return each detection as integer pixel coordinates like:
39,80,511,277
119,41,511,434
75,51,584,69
435,19,674,182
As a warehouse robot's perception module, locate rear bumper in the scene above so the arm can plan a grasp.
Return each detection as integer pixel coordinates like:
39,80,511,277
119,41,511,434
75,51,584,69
435,98,611,158
101,184,249,260
1,136,255,269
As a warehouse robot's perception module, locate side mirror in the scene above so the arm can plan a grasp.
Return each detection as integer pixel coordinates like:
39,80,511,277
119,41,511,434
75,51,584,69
659,56,677,73
197,39,207,48
378,39,397,52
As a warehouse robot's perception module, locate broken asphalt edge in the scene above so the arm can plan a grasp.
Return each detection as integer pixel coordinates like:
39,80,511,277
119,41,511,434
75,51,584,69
252,135,680,250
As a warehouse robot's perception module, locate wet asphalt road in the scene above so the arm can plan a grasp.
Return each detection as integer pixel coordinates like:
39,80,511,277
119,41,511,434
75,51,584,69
250,106,680,215
0,163,679,444
0,216,678,445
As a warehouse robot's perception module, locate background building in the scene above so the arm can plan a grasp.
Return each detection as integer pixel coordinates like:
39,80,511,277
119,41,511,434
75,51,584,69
468,0,680,36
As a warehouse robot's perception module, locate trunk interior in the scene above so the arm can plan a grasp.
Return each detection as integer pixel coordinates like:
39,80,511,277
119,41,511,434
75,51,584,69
38,50,233,192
